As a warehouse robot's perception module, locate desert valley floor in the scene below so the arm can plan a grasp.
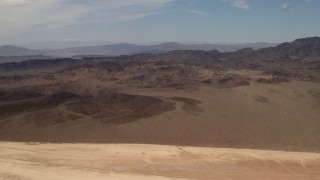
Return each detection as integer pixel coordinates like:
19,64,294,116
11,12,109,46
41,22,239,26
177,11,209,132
1,74,319,151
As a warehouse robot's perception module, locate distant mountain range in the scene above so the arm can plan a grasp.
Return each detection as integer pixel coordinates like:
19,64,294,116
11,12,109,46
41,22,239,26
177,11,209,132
0,56,54,64
1,37,319,72
0,42,276,58
0,45,41,56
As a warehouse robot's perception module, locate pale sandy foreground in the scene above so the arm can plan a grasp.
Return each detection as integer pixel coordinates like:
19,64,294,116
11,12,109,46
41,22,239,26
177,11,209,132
1,143,320,180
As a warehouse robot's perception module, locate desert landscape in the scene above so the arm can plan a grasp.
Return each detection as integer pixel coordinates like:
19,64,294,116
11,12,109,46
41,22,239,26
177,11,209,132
0,37,320,179
1,0,320,178
0,37,320,150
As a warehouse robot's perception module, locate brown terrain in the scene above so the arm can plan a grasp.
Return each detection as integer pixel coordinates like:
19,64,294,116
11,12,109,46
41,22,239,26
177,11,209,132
0,37,319,152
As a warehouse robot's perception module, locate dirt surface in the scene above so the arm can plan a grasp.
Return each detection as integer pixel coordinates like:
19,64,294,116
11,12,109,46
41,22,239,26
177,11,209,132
0,77,320,152
0,142,320,180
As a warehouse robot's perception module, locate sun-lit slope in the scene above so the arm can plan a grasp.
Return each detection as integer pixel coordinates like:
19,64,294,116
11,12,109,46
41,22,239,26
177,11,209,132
0,142,320,180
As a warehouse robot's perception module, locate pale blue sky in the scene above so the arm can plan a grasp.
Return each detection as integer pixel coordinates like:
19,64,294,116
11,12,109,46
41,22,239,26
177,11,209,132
0,0,319,45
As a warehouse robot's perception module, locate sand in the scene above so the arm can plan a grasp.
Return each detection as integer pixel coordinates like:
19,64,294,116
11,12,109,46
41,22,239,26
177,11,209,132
0,142,320,180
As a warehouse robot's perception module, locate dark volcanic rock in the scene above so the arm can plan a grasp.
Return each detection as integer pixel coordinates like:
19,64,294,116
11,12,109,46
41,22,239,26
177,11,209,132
217,76,250,87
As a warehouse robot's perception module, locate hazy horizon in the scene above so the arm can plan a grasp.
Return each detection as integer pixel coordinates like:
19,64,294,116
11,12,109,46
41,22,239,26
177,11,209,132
5,39,279,50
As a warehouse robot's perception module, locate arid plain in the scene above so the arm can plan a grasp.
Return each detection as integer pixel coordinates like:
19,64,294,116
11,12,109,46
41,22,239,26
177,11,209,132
0,37,320,179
